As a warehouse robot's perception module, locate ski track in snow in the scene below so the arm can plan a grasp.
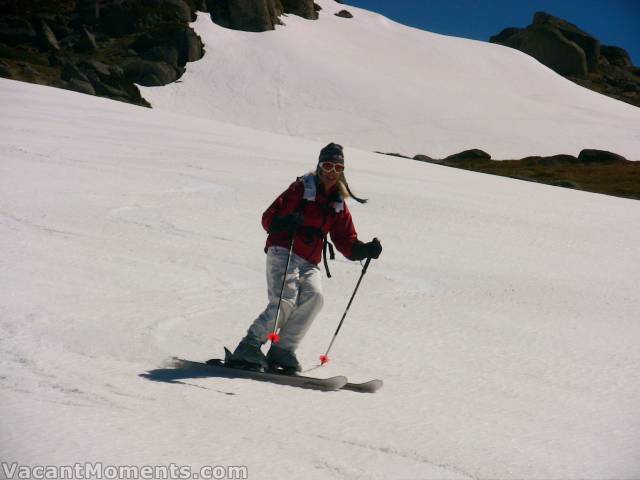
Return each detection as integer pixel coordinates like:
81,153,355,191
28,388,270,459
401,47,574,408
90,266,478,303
2,77,640,479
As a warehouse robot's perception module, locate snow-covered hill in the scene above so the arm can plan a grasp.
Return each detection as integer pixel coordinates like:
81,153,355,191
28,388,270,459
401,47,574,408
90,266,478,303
2,77,640,479
140,1,640,159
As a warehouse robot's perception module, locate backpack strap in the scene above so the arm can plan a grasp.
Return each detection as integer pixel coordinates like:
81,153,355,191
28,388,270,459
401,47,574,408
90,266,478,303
295,174,338,278
323,237,336,278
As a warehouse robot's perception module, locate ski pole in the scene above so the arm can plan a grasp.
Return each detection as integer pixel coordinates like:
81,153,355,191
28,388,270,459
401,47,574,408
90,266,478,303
319,256,372,365
268,233,296,344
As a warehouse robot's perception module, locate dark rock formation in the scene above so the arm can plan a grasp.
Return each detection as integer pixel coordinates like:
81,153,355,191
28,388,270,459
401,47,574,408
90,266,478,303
207,0,319,32
533,12,600,72
413,154,436,163
67,77,96,95
498,24,588,77
601,46,632,68
282,0,318,20
577,149,628,164
0,0,205,107
1,0,323,105
445,149,492,161
76,25,98,52
335,10,353,19
491,12,640,108
208,0,283,32
36,18,60,51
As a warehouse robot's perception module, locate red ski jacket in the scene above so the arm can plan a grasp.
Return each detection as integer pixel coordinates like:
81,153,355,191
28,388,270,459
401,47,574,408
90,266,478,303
262,174,358,264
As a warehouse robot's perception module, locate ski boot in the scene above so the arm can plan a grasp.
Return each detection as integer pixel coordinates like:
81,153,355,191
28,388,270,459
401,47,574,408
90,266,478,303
228,337,268,372
266,345,301,374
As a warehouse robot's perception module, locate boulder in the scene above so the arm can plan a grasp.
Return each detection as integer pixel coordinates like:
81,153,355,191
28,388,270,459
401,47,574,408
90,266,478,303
490,14,640,108
533,12,600,72
92,79,129,99
601,45,632,68
123,58,179,86
335,10,353,18
109,65,125,79
445,149,491,161
208,0,284,32
281,0,318,20
413,154,435,163
76,25,98,52
61,61,89,83
140,45,180,67
80,59,111,77
36,18,60,51
177,28,204,63
577,149,628,164
503,24,588,77
132,28,203,66
67,77,96,95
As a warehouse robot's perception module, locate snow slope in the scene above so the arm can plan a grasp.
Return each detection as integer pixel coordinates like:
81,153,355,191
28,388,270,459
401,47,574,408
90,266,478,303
140,1,640,159
2,78,640,479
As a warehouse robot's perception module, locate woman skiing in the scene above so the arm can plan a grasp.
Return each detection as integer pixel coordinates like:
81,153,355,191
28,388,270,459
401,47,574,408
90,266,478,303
229,143,382,373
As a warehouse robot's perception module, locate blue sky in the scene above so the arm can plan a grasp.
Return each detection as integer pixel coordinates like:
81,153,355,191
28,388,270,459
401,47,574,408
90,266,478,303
343,0,640,65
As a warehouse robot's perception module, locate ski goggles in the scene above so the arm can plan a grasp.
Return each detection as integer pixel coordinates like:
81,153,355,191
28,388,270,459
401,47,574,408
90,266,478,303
319,161,345,173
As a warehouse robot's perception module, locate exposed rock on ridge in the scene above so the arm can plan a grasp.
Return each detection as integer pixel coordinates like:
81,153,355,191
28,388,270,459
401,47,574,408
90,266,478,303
207,0,319,32
490,12,640,109
0,0,206,106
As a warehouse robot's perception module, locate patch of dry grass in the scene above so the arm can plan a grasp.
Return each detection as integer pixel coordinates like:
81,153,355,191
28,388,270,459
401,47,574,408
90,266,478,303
438,157,640,200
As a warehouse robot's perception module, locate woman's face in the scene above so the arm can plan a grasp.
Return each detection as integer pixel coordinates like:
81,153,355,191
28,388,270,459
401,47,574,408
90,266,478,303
318,162,343,191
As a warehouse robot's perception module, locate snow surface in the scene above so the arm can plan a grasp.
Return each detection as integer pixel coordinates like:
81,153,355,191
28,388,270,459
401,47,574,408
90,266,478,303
139,1,640,159
2,76,640,479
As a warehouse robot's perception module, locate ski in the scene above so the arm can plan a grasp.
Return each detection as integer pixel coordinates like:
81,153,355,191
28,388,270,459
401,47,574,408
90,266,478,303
342,378,383,393
170,357,347,392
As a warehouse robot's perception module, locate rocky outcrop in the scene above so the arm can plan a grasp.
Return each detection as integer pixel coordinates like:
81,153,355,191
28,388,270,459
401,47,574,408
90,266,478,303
207,0,318,32
496,24,588,77
0,0,204,106
577,149,628,164
0,0,324,105
378,148,638,200
335,10,353,19
491,12,640,108
533,12,600,72
282,0,319,20
445,149,491,161
208,0,284,32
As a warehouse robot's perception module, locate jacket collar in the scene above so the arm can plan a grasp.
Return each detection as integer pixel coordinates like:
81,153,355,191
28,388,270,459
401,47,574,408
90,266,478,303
302,173,344,213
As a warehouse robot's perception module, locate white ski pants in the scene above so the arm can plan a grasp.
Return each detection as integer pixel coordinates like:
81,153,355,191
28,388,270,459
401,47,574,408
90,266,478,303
246,246,324,351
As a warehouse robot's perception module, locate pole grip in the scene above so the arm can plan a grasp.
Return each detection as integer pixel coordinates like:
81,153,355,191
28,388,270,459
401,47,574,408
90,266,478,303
362,256,372,274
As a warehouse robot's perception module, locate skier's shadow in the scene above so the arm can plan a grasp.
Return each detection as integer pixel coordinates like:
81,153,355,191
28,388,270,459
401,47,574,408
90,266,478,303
140,358,237,395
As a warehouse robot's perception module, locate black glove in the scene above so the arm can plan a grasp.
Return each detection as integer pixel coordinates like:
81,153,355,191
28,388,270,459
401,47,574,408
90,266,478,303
350,237,382,260
269,213,304,234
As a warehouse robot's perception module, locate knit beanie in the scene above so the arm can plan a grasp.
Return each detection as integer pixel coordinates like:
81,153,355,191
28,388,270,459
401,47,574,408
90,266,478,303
318,143,345,164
